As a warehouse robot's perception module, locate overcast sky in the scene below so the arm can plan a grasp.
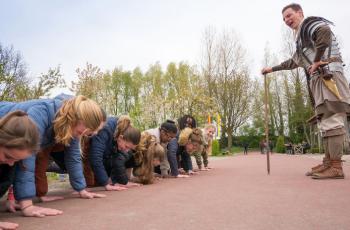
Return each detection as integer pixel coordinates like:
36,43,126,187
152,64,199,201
1,0,350,95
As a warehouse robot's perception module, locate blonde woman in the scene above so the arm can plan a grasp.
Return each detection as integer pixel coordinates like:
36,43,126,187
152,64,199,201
178,127,204,174
132,132,165,184
0,94,105,218
193,124,216,170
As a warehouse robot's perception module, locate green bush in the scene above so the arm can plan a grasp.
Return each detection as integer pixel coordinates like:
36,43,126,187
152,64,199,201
311,147,320,154
46,172,58,182
275,136,285,153
212,139,220,156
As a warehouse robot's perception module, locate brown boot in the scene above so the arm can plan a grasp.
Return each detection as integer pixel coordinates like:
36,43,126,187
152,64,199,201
305,157,330,176
312,160,345,179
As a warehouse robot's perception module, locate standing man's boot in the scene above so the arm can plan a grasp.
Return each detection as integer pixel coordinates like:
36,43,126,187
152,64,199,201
305,157,330,176
312,160,345,179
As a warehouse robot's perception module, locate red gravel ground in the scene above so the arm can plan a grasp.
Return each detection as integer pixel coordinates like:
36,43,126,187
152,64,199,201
1,152,350,230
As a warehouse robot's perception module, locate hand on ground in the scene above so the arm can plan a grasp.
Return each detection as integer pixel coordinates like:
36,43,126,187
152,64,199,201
119,182,142,188
188,170,199,175
105,184,128,191
21,205,63,218
39,196,64,202
0,221,19,230
79,189,106,199
176,174,190,178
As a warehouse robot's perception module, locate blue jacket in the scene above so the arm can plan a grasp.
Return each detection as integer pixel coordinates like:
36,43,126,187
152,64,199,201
89,117,118,186
0,94,86,200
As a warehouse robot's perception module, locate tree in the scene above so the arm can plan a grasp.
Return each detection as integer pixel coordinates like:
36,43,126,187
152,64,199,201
201,29,256,150
31,66,66,99
262,44,285,137
1,42,65,101
0,43,28,101
13,66,65,101
201,26,217,98
275,136,286,153
164,62,215,121
71,62,104,99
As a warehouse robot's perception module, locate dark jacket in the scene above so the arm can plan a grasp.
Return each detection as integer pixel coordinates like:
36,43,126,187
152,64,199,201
0,94,86,200
167,138,179,176
0,164,15,198
177,145,193,172
175,131,193,172
88,117,118,186
88,116,136,185
110,151,135,185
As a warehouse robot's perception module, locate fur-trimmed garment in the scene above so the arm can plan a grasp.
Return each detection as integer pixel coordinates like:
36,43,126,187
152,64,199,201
272,17,350,135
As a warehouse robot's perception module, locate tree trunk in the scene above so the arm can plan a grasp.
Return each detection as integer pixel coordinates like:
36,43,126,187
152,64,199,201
227,129,233,151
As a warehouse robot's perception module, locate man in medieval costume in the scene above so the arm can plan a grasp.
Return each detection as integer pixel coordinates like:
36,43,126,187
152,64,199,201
262,3,350,179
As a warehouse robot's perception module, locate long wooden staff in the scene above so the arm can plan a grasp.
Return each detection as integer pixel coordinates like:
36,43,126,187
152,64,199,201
264,74,270,175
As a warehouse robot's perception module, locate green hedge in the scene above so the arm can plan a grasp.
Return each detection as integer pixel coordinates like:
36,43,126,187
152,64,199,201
311,147,320,154
212,139,220,156
275,136,285,153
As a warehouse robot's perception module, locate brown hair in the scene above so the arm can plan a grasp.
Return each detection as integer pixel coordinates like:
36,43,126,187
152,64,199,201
282,3,303,14
189,128,203,145
178,127,203,146
54,95,104,146
0,111,39,152
133,133,165,184
114,115,141,145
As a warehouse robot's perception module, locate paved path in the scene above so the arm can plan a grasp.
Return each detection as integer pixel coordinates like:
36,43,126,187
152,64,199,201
1,152,350,230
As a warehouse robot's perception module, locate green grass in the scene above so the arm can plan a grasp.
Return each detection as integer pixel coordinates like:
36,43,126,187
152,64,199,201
231,146,244,153
212,147,277,156
46,172,59,183
212,146,244,156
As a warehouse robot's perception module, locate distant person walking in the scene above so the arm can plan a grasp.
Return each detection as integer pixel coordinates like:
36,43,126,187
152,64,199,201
243,142,249,155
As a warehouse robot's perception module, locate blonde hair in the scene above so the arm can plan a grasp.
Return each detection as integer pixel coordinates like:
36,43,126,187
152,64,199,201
0,111,39,152
114,115,141,145
178,128,192,146
53,95,104,146
189,128,203,145
133,132,165,184
204,124,216,132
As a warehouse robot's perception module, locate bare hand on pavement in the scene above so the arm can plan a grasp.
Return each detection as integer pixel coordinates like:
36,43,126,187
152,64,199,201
176,174,190,178
0,221,19,230
39,196,64,202
105,184,128,191
79,189,106,199
118,182,142,188
21,205,63,218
